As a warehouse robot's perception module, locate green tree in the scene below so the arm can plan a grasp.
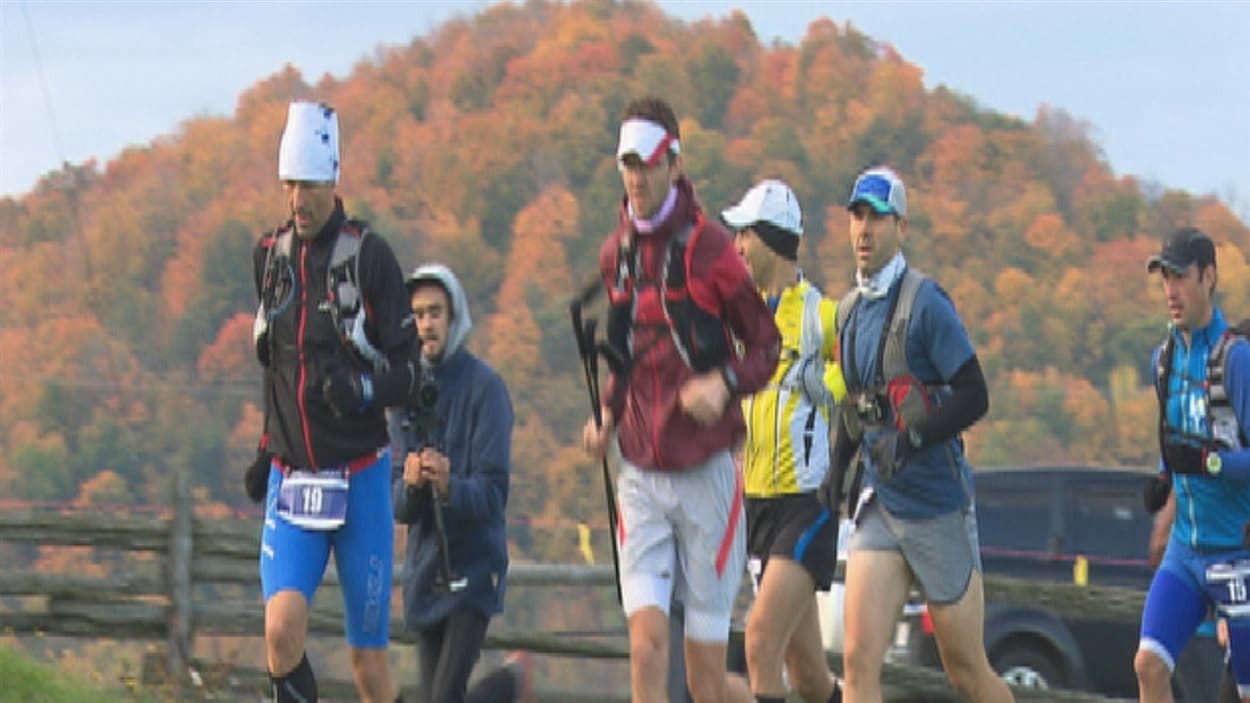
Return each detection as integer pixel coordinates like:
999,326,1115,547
12,434,72,500
171,220,256,364
688,41,739,129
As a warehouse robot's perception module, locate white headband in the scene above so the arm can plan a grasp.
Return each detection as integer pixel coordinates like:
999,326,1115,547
616,118,680,167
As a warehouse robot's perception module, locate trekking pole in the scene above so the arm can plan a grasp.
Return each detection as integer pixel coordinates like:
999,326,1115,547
583,317,625,591
570,284,623,605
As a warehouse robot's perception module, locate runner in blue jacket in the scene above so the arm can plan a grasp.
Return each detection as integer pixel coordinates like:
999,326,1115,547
1136,227,1250,703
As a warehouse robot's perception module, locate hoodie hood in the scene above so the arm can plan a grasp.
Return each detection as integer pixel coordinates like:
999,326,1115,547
406,263,472,361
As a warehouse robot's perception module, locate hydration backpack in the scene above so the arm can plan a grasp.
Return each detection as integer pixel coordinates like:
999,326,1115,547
835,268,946,436
257,219,384,369
603,213,732,377
1155,316,1250,457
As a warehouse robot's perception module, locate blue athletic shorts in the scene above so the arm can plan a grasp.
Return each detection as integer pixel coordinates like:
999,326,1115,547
1139,536,1250,694
259,450,394,648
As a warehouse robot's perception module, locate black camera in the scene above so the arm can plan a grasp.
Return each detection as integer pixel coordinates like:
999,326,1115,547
415,373,438,412
854,392,886,425
401,363,441,450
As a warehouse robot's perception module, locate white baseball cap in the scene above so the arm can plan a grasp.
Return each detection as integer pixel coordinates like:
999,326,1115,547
721,179,803,235
278,101,340,183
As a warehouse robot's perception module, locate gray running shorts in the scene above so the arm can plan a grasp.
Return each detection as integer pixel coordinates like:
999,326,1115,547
850,496,981,605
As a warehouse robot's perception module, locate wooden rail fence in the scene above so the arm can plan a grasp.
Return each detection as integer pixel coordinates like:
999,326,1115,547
0,506,1139,702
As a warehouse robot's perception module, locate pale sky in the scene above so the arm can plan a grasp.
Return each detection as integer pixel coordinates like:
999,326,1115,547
2,1,1248,222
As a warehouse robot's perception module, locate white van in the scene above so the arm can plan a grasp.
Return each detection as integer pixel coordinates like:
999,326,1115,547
815,518,854,652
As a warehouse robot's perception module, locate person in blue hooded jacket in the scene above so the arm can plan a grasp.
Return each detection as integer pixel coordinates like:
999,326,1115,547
388,263,526,703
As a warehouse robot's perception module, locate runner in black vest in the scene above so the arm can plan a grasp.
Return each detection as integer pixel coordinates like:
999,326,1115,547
249,101,417,703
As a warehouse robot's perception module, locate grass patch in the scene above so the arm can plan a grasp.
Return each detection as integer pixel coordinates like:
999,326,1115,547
0,645,158,703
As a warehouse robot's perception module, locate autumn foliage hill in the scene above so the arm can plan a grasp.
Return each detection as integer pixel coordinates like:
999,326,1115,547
1,0,1248,563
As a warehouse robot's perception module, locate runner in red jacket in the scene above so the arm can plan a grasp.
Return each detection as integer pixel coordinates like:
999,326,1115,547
583,96,780,703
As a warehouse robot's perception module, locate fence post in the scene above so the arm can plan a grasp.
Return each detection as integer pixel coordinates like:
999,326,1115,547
168,463,194,680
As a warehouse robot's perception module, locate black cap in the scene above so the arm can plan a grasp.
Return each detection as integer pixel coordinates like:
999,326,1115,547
1146,227,1216,274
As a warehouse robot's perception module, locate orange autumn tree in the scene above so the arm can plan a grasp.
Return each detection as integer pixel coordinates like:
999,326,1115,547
0,0,1246,525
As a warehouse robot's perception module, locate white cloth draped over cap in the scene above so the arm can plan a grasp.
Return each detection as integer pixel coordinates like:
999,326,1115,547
278,101,340,183
616,118,680,167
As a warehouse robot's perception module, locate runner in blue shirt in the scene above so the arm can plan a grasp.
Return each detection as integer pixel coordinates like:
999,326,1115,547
823,166,1013,702
1136,227,1250,703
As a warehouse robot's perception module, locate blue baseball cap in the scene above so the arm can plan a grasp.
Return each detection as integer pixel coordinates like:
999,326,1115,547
847,167,907,217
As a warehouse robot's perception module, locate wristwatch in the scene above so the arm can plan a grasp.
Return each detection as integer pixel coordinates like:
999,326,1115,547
720,366,740,395
1206,451,1222,476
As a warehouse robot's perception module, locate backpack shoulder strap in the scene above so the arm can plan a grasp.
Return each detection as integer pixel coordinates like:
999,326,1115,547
330,221,366,267
260,226,295,310
607,227,636,304
329,221,385,368
328,223,370,314
1155,331,1176,466
1231,321,1250,446
879,268,926,383
275,227,294,259
1156,333,1175,404
798,280,823,361
666,215,702,293
837,288,862,392
1209,323,1249,406
1205,322,1250,449
836,288,859,335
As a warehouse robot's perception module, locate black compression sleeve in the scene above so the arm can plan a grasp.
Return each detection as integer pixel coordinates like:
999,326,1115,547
912,355,988,448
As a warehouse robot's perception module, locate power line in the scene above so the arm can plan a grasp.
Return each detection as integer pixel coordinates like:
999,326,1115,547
15,1,149,475
19,0,66,166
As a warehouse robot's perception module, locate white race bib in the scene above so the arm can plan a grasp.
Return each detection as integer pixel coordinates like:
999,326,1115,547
1204,557,1250,618
276,469,349,530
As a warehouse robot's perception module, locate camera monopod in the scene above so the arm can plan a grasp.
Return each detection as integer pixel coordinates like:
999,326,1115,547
403,374,467,594
429,482,467,593
569,280,623,605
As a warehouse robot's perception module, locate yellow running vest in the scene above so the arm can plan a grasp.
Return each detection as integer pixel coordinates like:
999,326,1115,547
741,279,847,496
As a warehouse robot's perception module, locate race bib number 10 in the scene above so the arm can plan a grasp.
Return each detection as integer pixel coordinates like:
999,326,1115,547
277,469,349,530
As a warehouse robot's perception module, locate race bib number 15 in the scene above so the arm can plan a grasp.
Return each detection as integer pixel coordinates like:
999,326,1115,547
1204,557,1250,618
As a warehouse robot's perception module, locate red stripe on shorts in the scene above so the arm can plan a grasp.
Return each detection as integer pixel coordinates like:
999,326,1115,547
714,470,744,575
617,503,626,546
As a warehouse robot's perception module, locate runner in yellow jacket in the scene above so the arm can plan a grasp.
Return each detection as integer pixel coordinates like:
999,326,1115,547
740,277,846,496
723,179,846,703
